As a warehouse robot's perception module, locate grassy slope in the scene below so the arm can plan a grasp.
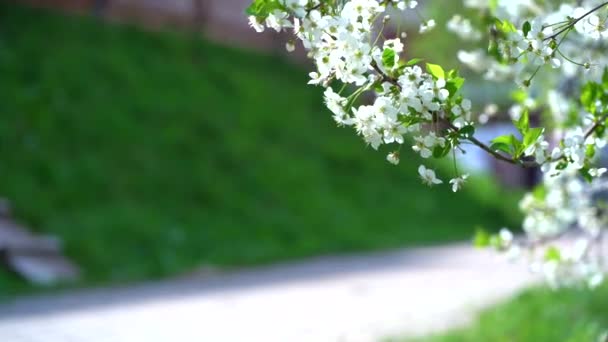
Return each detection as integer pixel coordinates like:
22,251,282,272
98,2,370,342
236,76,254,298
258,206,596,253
0,3,519,293
400,284,608,342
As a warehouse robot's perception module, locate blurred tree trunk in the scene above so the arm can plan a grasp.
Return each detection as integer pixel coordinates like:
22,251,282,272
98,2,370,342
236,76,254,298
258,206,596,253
192,0,208,32
92,0,109,17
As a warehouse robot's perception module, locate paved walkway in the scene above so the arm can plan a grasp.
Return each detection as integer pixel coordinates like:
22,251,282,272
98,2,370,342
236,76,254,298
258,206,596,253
0,244,536,342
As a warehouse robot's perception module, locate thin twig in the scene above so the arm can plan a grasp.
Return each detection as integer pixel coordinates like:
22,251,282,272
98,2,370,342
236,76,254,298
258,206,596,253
544,1,608,41
585,112,608,139
369,61,606,169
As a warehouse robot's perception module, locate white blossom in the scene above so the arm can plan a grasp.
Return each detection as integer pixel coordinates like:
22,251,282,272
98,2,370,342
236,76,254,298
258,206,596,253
418,165,443,186
248,0,608,289
449,174,469,192
419,19,436,34
387,152,400,165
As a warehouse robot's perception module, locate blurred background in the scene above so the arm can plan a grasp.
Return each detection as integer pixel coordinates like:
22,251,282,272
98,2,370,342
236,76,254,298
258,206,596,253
0,1,605,341
0,0,525,293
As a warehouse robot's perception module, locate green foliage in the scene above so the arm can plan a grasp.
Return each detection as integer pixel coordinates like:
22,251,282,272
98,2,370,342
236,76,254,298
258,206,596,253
580,81,603,114
445,77,465,98
383,48,396,69
490,110,543,160
473,228,491,248
490,134,520,156
514,109,530,134
432,143,452,158
245,0,282,17
522,21,532,38
532,184,547,200
426,63,445,80
544,246,562,262
458,125,475,139
405,58,424,66
0,3,519,295
511,89,528,104
496,18,517,34
398,284,608,342
523,128,544,149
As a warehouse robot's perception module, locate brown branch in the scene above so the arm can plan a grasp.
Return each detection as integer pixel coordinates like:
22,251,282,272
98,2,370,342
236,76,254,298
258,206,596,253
371,61,400,88
446,123,537,167
584,112,608,139
369,60,606,169
371,63,538,167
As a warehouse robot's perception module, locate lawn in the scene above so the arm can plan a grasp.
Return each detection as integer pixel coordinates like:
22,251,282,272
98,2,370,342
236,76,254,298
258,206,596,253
0,3,519,295
395,284,608,342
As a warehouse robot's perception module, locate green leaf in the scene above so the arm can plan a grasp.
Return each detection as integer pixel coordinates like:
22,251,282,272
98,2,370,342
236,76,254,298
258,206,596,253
490,142,512,155
405,58,424,66
514,109,530,135
474,228,491,248
447,69,459,79
445,77,465,97
586,144,597,158
490,134,515,154
596,123,606,138
556,161,569,170
532,184,546,200
512,138,523,157
523,127,544,149
432,144,451,158
489,235,502,249
382,48,396,69
245,0,283,17
580,167,593,183
545,246,562,262
487,39,500,60
426,63,445,79
459,125,475,138
511,89,527,104
580,82,601,114
497,19,517,33
522,21,531,37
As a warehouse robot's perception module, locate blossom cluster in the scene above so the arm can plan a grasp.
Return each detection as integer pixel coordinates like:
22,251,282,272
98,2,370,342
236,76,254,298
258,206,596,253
450,0,608,288
457,0,608,82
248,0,471,191
248,0,608,288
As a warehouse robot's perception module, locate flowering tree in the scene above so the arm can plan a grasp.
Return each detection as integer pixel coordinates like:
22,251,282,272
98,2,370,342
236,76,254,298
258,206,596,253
247,0,608,288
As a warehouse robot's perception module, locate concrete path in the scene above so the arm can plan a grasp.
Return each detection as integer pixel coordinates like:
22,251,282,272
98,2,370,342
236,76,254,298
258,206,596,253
0,243,536,342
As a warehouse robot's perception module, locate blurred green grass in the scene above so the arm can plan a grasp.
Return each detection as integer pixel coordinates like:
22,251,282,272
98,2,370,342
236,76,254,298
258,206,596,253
0,3,519,294
395,284,608,342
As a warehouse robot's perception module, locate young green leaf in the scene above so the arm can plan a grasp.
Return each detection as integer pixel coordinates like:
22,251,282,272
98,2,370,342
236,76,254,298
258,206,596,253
426,63,445,79
474,228,491,248
544,246,562,262
511,89,527,104
580,167,594,183
532,184,547,200
432,144,452,158
445,77,465,96
523,127,544,148
405,58,424,66
522,21,531,37
459,125,475,138
514,109,530,135
382,48,396,69
246,0,281,16
490,134,516,154
580,82,601,114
